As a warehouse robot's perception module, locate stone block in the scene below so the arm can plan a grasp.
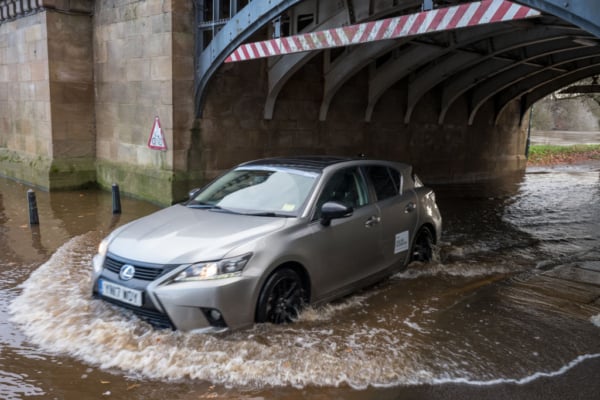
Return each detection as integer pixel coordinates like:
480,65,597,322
53,137,95,158
144,32,170,58
150,56,171,81
124,35,144,58
151,13,171,34
172,55,192,79
172,31,192,56
50,81,94,105
18,82,35,101
30,60,49,81
50,59,93,82
147,0,169,16
117,142,137,162
134,81,160,106
160,80,173,105
173,107,194,130
96,139,115,160
107,21,125,40
126,18,146,37
102,60,125,83
94,40,107,63
106,38,126,63
52,106,92,132
117,103,137,125
126,58,150,81
24,24,44,42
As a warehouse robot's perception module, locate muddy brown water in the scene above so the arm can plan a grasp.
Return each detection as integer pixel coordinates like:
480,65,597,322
1,163,600,399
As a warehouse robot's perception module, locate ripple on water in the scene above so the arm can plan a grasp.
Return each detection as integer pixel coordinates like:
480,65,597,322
9,234,600,389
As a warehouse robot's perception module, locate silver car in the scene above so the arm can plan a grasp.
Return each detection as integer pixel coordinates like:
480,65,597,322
92,156,442,332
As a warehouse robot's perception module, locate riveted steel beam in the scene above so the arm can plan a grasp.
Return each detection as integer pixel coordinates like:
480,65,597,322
510,65,600,125
264,6,349,120
493,55,600,124
195,0,303,117
466,41,596,124
226,0,540,62
515,0,600,38
438,25,584,124
363,22,514,123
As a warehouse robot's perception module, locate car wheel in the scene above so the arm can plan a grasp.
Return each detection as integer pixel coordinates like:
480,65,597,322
411,227,434,262
256,268,307,324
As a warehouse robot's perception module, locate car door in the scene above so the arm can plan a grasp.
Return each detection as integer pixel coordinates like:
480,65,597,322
364,165,419,268
305,167,384,299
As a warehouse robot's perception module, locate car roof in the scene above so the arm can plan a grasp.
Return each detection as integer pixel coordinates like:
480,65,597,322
239,156,354,173
239,156,412,176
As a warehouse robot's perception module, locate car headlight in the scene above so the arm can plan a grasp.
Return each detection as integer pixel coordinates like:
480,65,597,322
98,237,110,257
173,253,252,282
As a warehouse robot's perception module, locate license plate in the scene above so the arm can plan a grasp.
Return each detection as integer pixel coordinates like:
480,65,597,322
99,279,142,307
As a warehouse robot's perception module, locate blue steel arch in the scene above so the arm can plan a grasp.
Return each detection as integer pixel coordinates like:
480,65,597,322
194,0,303,117
516,0,600,39
195,0,600,122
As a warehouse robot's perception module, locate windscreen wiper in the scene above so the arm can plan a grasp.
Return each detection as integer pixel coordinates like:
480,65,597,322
241,211,292,217
187,203,239,214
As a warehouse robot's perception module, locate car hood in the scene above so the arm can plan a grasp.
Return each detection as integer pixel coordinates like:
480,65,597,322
107,204,288,264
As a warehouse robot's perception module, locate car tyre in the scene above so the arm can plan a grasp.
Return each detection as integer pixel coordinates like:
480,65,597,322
411,227,434,263
256,268,307,324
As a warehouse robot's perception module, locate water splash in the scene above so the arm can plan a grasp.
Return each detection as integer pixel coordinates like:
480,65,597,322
9,234,600,389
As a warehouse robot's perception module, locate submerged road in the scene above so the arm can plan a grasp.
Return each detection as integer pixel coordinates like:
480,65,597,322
1,161,600,399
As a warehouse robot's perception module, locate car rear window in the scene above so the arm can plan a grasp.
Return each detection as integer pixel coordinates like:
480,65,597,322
365,166,401,201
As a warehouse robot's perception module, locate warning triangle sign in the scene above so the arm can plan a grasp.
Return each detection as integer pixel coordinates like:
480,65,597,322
148,116,167,150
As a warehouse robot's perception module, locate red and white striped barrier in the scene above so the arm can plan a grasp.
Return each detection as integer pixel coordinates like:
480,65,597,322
225,0,540,63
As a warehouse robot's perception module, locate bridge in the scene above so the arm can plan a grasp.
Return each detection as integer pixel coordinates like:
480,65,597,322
0,0,599,204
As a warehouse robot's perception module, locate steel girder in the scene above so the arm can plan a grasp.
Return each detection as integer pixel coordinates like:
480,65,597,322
405,25,582,123
467,45,599,124
196,1,600,125
515,0,600,39
194,0,303,117
264,6,350,119
512,65,600,125
494,56,600,124
438,24,591,124
362,22,516,122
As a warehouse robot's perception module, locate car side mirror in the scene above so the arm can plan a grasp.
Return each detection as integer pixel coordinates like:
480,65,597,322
320,201,353,226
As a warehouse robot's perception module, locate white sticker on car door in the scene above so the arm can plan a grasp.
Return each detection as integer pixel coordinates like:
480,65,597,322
394,231,409,254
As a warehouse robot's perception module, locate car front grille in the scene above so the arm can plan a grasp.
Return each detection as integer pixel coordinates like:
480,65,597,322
98,295,175,330
104,256,177,281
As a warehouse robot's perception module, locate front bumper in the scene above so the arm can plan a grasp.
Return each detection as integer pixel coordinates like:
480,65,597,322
93,253,259,332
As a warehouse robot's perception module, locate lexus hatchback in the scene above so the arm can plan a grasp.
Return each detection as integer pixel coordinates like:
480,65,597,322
92,156,442,332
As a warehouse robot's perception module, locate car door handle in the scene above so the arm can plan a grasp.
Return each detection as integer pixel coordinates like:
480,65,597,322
405,202,416,213
365,216,381,228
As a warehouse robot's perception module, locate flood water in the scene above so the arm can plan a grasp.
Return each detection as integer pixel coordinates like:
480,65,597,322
1,163,600,399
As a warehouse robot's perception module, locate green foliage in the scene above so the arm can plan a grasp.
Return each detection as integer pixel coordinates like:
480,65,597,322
528,144,600,164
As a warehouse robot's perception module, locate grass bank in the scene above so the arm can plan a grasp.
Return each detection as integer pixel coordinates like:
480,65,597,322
527,144,600,165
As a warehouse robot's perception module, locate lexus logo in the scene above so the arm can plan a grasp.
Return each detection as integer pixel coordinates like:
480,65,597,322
119,264,136,281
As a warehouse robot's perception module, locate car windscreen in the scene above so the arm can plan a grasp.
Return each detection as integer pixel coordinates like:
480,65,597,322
188,167,319,216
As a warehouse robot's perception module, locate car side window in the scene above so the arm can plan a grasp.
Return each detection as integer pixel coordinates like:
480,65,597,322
366,166,401,201
313,168,368,220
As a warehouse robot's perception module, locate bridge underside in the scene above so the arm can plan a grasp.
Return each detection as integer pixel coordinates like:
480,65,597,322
197,0,599,126
194,0,599,186
0,0,598,204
